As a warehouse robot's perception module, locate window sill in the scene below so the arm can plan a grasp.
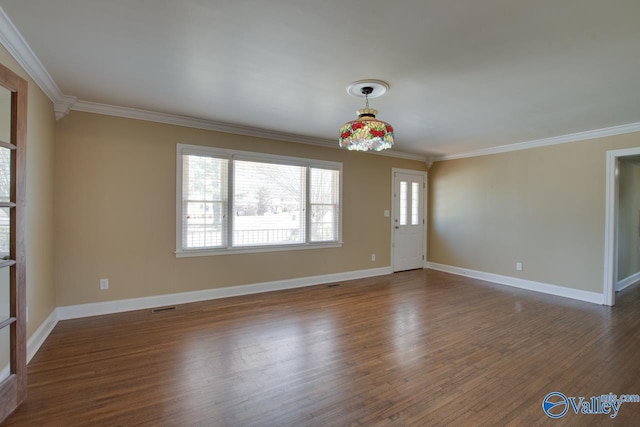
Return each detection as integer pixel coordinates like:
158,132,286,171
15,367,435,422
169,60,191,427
175,242,343,258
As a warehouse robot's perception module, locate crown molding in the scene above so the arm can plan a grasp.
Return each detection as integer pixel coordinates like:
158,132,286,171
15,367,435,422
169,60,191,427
53,94,78,120
375,148,428,162
434,121,640,161
0,6,77,119
71,100,340,146
72,100,427,161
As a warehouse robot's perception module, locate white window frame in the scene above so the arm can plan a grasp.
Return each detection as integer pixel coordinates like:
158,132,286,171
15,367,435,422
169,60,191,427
176,143,343,257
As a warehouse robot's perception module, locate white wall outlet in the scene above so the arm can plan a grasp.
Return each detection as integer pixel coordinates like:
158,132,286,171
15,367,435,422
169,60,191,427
99,278,109,290
384,210,390,217
516,262,523,271
371,254,376,261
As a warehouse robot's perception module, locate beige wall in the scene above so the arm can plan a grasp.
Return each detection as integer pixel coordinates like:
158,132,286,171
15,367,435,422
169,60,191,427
55,111,426,306
429,132,640,293
617,159,640,282
0,45,57,339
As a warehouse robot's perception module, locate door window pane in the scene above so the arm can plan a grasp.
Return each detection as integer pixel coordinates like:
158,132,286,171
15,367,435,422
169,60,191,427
0,87,11,259
399,181,408,225
411,182,420,225
0,87,10,145
0,266,8,324
0,262,9,381
0,147,10,204
0,326,9,382
0,207,8,256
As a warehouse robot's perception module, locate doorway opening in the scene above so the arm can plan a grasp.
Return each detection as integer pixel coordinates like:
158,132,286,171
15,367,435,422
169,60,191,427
604,147,640,306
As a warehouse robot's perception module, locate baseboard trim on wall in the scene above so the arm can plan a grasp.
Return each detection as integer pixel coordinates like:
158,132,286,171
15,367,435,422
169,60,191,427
427,262,605,305
27,309,59,363
57,266,393,321
2,309,59,377
617,272,640,292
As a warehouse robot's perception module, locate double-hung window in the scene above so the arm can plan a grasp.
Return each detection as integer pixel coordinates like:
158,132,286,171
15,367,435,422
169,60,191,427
176,144,342,256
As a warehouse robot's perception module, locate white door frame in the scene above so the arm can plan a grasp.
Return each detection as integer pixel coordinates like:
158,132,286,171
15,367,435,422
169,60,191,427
391,168,428,272
604,147,640,306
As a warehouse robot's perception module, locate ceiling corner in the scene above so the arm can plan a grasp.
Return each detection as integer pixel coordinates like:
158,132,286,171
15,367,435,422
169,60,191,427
0,6,68,109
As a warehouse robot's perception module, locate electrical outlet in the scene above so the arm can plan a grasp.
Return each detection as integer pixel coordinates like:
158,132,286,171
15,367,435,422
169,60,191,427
99,278,109,290
371,254,376,261
516,262,523,271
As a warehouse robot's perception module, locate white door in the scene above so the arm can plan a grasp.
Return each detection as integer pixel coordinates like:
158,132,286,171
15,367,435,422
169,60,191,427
392,171,425,272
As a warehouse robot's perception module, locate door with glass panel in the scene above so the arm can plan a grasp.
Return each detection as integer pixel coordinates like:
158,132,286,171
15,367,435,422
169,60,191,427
0,63,27,423
392,170,426,272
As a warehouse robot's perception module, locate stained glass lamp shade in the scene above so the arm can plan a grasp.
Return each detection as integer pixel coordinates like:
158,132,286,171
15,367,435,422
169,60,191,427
339,84,394,152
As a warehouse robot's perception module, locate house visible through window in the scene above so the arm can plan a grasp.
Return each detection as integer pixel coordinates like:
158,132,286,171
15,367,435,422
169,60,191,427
177,144,342,256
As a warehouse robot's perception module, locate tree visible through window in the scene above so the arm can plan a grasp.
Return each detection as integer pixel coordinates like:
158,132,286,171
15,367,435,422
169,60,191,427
310,168,340,242
177,145,342,254
233,160,306,247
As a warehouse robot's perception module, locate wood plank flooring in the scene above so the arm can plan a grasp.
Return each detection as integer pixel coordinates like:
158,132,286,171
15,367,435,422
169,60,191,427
3,269,640,426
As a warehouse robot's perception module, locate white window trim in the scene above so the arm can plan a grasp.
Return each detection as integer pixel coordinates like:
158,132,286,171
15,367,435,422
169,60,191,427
176,143,343,257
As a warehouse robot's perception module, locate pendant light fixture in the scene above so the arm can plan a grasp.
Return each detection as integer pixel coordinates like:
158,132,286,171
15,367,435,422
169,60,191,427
339,80,394,151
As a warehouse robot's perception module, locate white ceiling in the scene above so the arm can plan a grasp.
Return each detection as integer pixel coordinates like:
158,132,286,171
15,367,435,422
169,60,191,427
1,0,640,158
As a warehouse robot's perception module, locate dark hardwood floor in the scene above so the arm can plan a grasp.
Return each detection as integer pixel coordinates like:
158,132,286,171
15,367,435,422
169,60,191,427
3,269,640,426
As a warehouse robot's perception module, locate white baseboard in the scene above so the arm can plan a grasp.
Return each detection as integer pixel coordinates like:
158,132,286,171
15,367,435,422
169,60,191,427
15,263,611,365
0,308,58,377
617,271,640,292
427,262,605,305
58,266,393,320
27,309,59,363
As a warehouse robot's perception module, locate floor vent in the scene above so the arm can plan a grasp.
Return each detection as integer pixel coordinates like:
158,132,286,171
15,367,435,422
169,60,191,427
151,306,177,313
327,283,341,288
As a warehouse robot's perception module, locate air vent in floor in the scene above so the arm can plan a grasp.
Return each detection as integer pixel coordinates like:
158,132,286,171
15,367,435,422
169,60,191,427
151,306,177,313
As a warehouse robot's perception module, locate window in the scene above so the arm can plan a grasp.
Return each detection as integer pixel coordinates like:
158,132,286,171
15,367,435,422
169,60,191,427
398,179,421,226
177,144,342,256
411,182,420,225
399,181,408,226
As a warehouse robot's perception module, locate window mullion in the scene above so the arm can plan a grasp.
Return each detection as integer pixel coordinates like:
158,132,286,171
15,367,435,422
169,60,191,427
180,155,189,250
227,156,234,248
305,165,311,244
